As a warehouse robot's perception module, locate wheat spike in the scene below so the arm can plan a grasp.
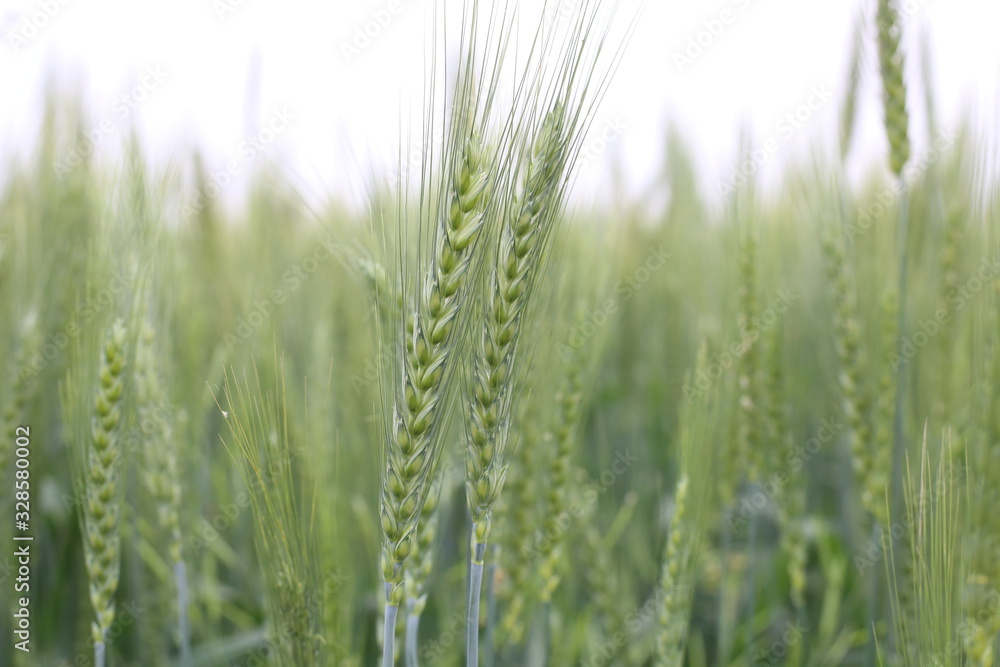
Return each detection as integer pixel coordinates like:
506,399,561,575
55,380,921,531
83,320,128,665
876,0,911,177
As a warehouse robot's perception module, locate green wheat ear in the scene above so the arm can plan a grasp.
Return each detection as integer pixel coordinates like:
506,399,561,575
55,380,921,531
379,132,490,608
135,322,190,664
1,317,39,489
876,0,910,176
466,104,566,552
821,229,880,524
656,344,716,667
84,320,128,660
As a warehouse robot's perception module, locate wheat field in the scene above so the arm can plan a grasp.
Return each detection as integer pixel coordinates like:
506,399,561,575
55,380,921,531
1,0,999,665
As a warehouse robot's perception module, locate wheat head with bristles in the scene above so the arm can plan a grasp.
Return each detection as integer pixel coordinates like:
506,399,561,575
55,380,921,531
465,104,567,553
379,132,490,606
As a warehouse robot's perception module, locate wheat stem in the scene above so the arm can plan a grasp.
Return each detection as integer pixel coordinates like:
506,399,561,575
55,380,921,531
384,604,399,667
467,542,486,667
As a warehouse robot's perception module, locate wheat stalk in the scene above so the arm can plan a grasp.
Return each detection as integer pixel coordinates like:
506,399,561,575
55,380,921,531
536,345,583,605
135,322,191,666
876,2,916,657
655,345,716,666
821,229,880,521
82,320,128,667
497,404,540,645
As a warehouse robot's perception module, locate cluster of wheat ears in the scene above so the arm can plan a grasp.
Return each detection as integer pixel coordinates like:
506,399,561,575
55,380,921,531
4,0,1000,665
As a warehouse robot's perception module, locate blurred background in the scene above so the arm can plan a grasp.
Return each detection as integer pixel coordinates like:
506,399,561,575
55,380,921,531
2,0,998,209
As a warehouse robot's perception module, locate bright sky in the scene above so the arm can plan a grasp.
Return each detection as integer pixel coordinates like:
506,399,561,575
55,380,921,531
1,0,998,212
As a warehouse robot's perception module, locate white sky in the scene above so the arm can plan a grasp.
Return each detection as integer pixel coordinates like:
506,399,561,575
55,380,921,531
1,0,998,213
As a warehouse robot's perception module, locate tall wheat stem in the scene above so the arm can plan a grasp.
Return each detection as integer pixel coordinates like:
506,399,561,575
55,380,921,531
877,0,911,654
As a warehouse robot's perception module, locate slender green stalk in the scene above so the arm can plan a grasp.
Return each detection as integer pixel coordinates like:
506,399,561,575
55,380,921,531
384,605,398,667
467,542,486,666
405,612,420,667
484,550,498,667
874,4,913,639
735,227,764,664
888,186,911,655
